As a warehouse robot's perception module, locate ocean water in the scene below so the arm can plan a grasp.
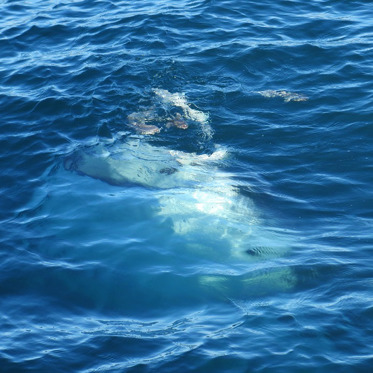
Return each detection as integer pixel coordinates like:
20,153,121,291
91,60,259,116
1,0,372,371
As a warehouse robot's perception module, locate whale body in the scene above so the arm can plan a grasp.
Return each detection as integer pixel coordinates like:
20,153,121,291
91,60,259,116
64,90,296,295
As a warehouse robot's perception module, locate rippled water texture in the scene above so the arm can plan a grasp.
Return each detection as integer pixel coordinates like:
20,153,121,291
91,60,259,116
1,0,372,372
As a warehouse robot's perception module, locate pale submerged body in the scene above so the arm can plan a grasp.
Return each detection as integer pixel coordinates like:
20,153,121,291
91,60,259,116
67,89,296,294
257,89,308,102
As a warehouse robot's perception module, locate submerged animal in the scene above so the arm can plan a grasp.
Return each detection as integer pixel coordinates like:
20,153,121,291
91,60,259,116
66,89,296,295
257,89,308,102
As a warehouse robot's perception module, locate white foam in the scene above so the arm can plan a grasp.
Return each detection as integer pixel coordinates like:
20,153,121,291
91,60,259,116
153,88,211,138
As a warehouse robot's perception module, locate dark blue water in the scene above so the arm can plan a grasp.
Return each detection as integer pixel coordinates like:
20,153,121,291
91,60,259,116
1,0,372,371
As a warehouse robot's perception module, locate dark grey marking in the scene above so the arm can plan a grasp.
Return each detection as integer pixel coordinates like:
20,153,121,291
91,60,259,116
159,167,178,175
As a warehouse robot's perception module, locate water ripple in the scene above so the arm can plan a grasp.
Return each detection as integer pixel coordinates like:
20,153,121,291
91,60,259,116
1,0,372,371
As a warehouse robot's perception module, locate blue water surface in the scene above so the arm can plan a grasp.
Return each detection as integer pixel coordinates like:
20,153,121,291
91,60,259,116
1,0,372,372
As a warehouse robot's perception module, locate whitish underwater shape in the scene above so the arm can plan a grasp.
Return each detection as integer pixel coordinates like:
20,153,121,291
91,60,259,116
256,89,308,102
66,89,296,294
